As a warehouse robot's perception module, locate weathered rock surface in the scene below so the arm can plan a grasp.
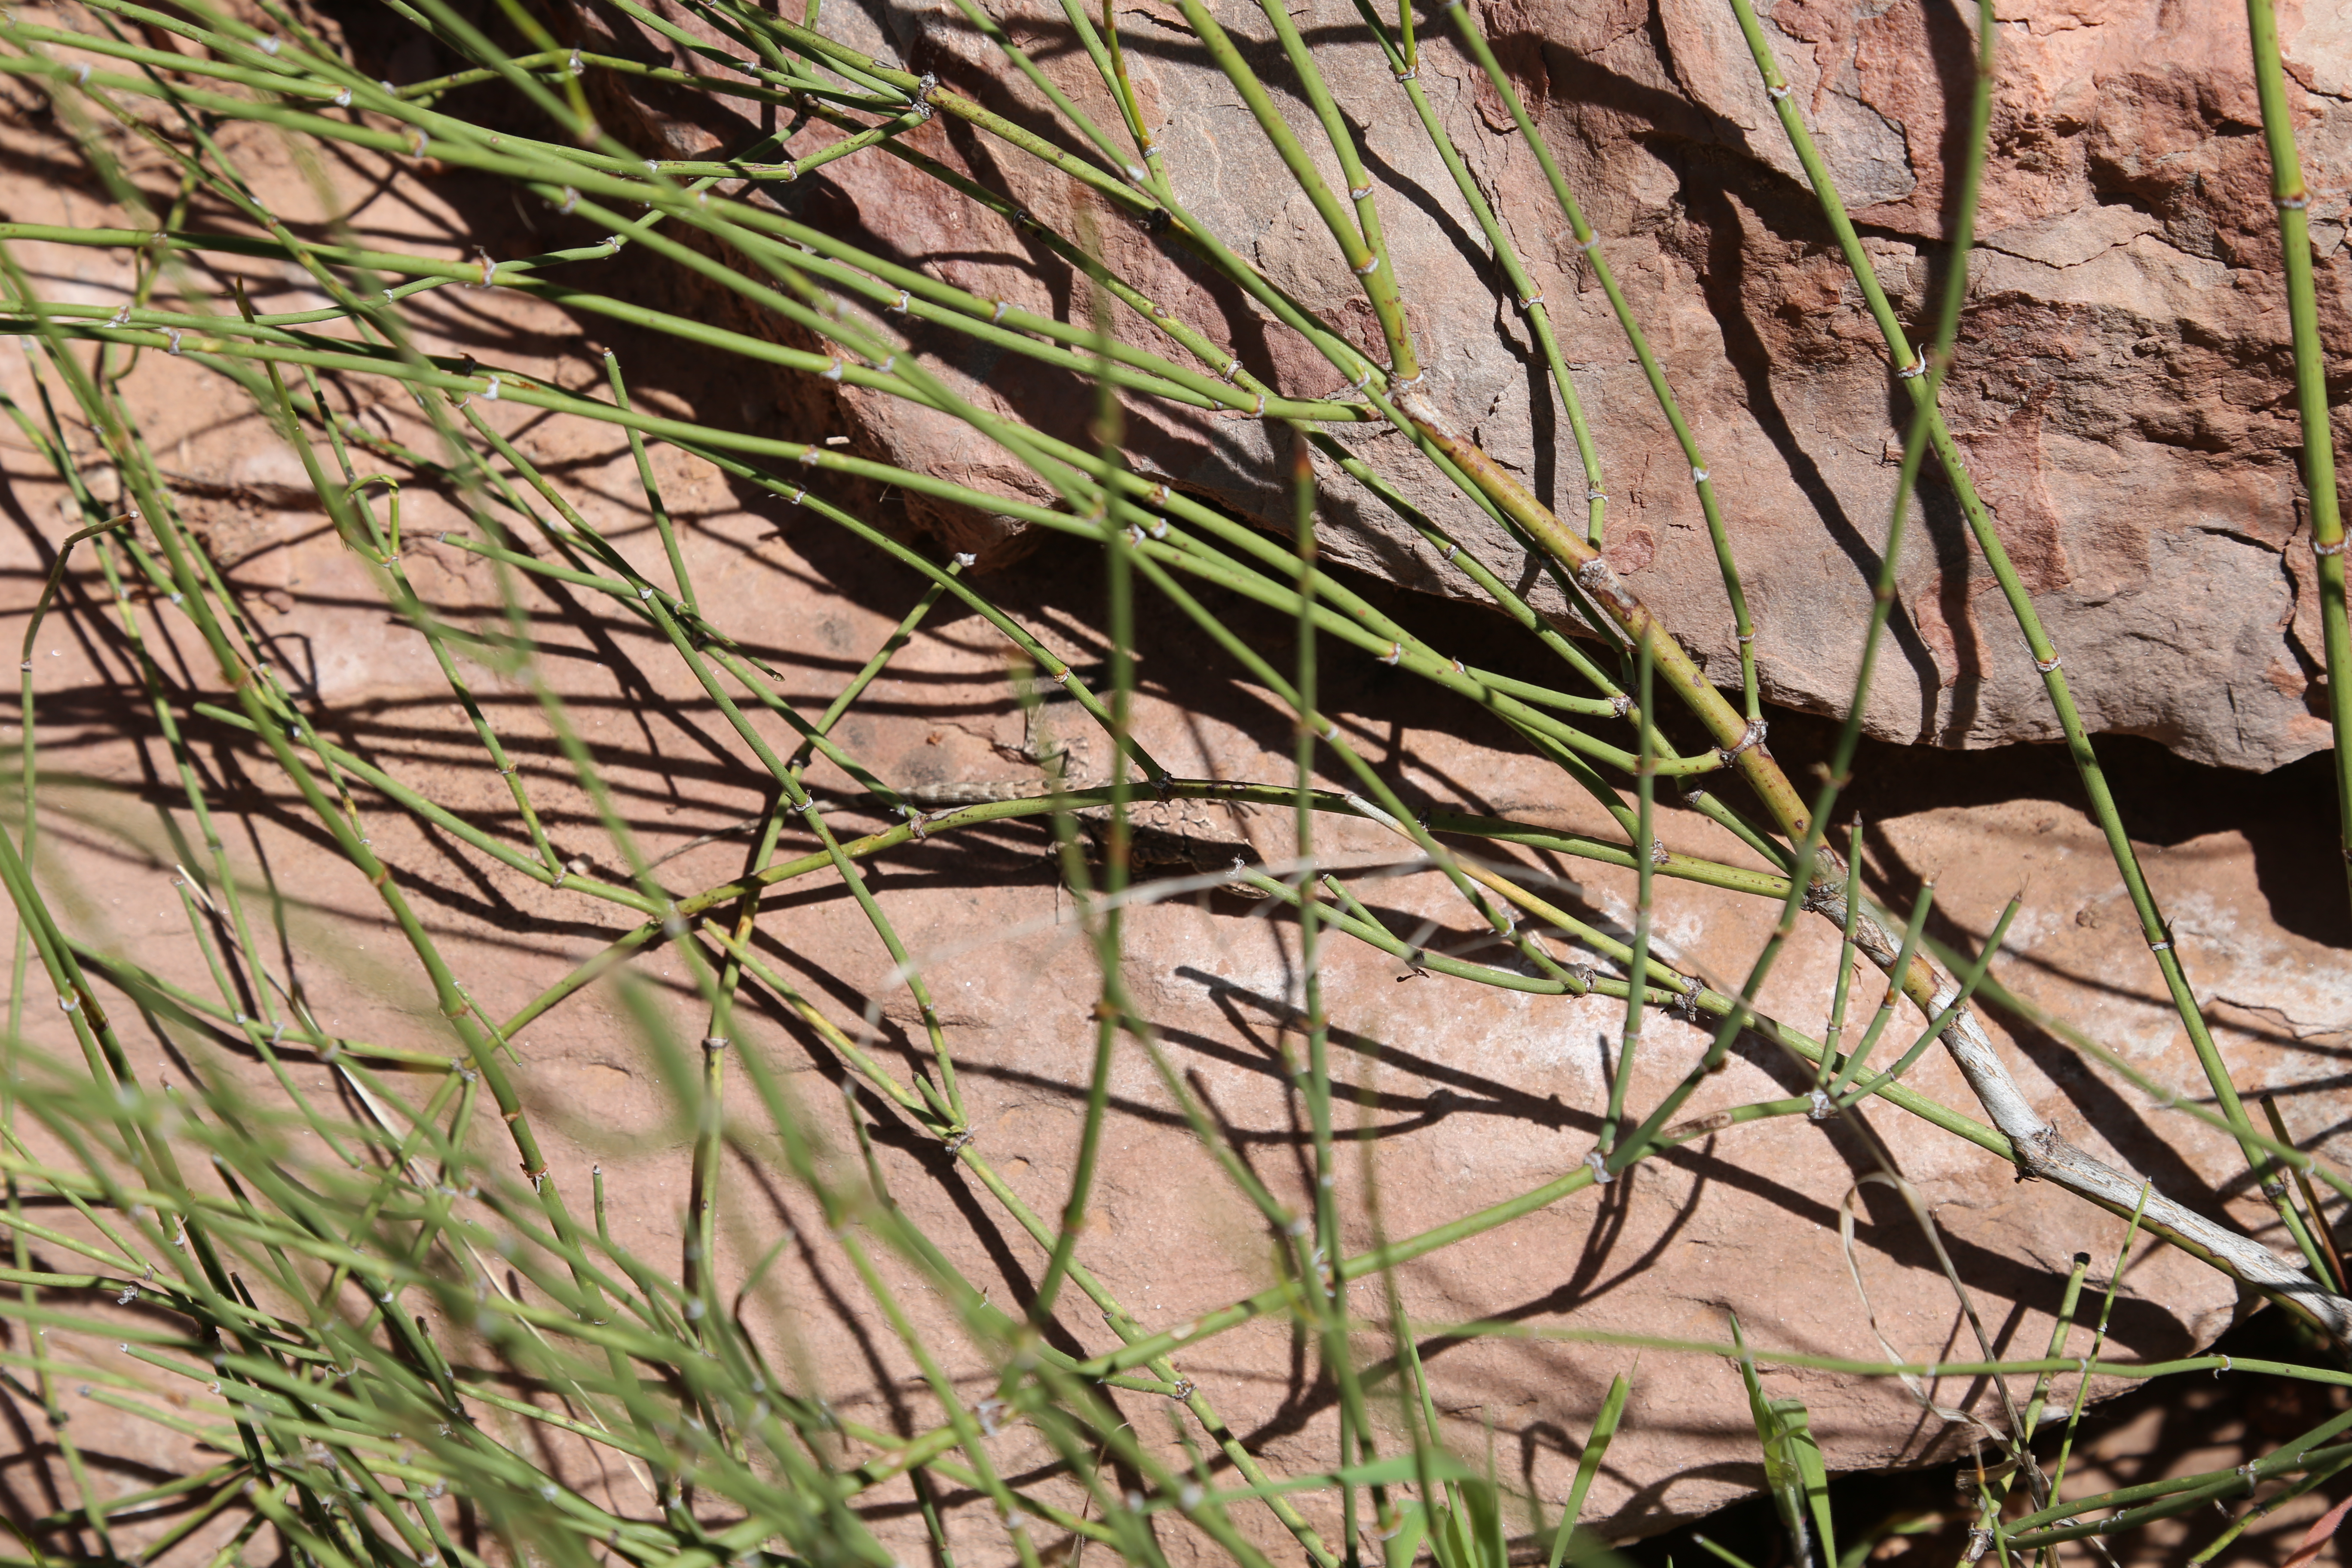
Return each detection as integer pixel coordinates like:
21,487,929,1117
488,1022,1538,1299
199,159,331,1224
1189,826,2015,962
5,266,2349,1551
8,419,2346,1548
582,0,2352,771
3,5,2350,1560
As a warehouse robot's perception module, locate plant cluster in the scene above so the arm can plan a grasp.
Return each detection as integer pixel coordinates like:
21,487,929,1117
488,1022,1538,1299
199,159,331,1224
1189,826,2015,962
0,0,2349,1560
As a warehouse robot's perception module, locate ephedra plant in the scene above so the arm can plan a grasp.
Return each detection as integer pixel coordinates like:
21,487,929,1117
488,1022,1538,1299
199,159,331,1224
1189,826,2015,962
0,0,2348,1560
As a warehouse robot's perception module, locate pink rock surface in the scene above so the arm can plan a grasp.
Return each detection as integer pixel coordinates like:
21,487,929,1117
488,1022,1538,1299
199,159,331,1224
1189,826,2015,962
1,2,2348,1557
577,0,2352,770
2,355,2339,1541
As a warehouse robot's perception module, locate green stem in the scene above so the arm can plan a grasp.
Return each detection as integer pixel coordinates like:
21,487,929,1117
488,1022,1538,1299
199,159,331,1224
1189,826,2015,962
1437,0,1755,710
1168,0,1415,379
1721,0,2326,1271
2247,0,2352,924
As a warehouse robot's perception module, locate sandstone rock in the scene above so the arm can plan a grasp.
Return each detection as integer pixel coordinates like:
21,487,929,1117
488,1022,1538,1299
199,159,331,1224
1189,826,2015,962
1,336,2340,1544
579,0,2349,771
2,4,2349,1558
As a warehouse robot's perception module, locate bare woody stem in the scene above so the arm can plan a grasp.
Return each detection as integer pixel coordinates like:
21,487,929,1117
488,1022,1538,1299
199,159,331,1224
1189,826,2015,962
1396,386,2352,1339
1401,392,1804,833
1715,0,2331,1276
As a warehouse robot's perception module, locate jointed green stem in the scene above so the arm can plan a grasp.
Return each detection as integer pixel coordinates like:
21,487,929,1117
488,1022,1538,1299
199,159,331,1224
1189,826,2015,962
2246,0,2352,922
1719,0,2332,1277
9,2,2352,1556
1170,0,1415,381
1341,0,1608,539
1598,635,1655,1159
1436,0,1756,712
